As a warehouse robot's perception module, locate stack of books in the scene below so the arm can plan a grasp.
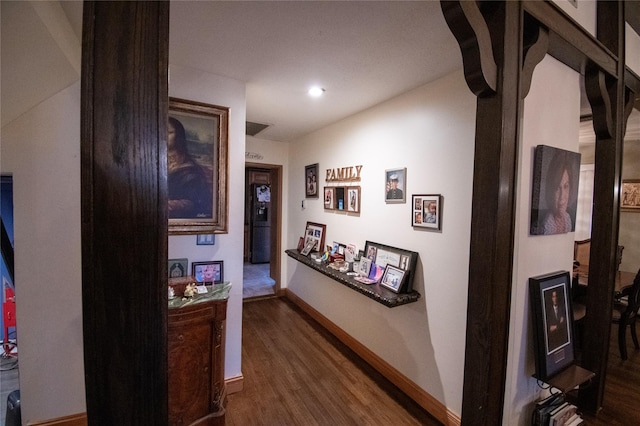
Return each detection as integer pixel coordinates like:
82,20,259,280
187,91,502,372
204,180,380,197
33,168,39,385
533,394,585,425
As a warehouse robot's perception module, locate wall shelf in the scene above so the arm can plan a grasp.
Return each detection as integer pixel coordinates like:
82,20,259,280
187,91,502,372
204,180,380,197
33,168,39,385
286,249,421,308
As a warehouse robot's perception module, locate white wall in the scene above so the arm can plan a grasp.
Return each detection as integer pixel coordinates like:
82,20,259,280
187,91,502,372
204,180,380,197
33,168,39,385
504,56,581,424
285,70,476,417
168,64,246,381
1,82,86,422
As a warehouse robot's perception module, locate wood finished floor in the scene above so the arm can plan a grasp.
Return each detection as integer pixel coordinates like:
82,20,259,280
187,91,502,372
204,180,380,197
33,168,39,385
225,297,441,426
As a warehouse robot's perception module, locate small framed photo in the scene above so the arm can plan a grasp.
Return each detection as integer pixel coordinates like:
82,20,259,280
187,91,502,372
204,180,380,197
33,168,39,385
304,221,326,254
305,163,319,198
300,239,317,256
358,257,372,277
621,179,640,211
385,168,406,203
412,194,442,230
324,187,335,209
347,186,361,213
168,258,188,278
380,265,406,293
196,234,215,245
191,260,224,284
529,271,575,381
297,237,305,252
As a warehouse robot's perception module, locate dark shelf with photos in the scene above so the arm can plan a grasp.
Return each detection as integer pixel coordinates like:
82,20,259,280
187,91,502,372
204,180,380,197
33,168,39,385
285,249,421,308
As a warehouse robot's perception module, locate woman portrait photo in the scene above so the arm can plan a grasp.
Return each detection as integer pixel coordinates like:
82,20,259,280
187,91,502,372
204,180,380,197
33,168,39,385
530,146,581,235
167,116,214,219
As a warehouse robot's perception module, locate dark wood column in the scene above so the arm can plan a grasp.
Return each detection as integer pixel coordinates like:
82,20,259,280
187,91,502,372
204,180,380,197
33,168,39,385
81,2,169,423
442,2,524,424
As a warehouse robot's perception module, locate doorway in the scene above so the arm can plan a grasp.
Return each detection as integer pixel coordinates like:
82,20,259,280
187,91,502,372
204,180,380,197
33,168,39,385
243,164,282,299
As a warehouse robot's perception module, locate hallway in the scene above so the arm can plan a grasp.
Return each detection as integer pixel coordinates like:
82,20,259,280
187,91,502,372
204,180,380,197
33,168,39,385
243,262,275,299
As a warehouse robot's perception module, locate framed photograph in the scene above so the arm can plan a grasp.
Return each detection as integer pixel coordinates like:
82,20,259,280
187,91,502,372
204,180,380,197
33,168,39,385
300,239,317,256
380,265,406,293
169,98,229,235
304,222,326,255
347,186,361,213
529,271,575,381
358,257,372,277
530,145,581,235
385,167,406,203
191,260,224,284
168,258,188,278
324,187,335,210
196,234,215,245
621,179,640,211
305,163,319,198
297,237,305,252
411,194,442,230
335,187,346,210
363,241,418,293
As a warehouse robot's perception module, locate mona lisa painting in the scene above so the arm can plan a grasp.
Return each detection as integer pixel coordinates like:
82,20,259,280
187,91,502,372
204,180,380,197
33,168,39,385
168,98,229,235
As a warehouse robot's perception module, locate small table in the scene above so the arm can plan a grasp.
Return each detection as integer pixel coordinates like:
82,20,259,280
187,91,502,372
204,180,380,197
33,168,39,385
573,265,635,294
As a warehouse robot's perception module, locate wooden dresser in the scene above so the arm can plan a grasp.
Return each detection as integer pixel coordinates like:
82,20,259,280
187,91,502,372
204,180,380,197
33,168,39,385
168,281,230,426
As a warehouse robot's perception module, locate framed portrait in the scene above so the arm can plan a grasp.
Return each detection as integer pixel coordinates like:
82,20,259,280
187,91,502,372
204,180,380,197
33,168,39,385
346,186,361,213
530,145,581,235
191,260,224,284
411,194,442,230
529,271,575,381
196,234,215,245
385,167,406,203
621,179,640,211
300,239,317,256
358,257,372,277
324,187,335,210
305,163,319,198
303,222,326,256
168,258,188,278
168,98,229,235
380,265,406,293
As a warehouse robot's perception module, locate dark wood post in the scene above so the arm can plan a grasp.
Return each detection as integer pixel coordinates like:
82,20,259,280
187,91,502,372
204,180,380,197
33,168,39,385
81,1,169,423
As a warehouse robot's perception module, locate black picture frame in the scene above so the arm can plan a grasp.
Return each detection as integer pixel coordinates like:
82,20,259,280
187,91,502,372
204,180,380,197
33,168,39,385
529,271,575,381
168,258,188,278
411,194,442,230
305,163,319,198
380,265,406,293
363,240,418,293
169,98,229,235
191,260,224,284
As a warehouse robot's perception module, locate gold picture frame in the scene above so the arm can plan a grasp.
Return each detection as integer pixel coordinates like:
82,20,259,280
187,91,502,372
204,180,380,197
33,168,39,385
168,98,229,234
621,179,640,211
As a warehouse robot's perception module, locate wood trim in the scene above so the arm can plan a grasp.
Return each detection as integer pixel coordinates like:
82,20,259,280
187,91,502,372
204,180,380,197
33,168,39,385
225,374,245,394
284,289,461,426
28,413,87,426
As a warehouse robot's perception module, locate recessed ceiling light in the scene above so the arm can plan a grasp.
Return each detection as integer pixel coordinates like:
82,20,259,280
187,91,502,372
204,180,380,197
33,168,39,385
308,86,325,97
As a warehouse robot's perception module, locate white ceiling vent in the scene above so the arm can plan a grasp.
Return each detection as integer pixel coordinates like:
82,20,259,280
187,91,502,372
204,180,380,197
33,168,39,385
246,121,270,136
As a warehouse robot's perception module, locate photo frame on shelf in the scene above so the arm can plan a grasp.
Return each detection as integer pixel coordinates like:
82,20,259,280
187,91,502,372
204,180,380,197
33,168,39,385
168,258,188,278
191,260,224,284
411,194,442,230
529,271,575,381
380,265,406,293
305,163,319,198
346,186,361,213
297,237,305,252
621,179,640,211
303,221,326,255
324,187,335,210
168,97,229,235
363,241,418,293
385,167,406,203
300,239,317,256
358,257,372,277
530,145,581,235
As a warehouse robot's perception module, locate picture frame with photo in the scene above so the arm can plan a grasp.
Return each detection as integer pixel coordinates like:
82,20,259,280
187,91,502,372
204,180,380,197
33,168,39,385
347,186,361,213
363,241,418,293
305,163,319,198
358,257,372,277
303,221,326,255
385,167,406,203
380,265,406,293
168,98,229,235
191,260,224,284
621,179,640,211
196,234,215,245
324,187,335,210
412,194,442,230
168,258,188,278
529,271,575,381
300,239,317,256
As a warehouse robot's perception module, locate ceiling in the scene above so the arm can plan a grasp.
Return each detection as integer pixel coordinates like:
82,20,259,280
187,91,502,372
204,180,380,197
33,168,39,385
1,1,462,142
2,1,637,143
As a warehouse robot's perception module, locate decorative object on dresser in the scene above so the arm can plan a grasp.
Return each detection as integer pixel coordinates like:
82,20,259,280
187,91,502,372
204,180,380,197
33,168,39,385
191,260,224,284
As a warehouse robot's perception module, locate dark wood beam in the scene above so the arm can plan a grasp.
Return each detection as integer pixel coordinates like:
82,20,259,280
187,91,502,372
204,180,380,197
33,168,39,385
81,2,169,423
